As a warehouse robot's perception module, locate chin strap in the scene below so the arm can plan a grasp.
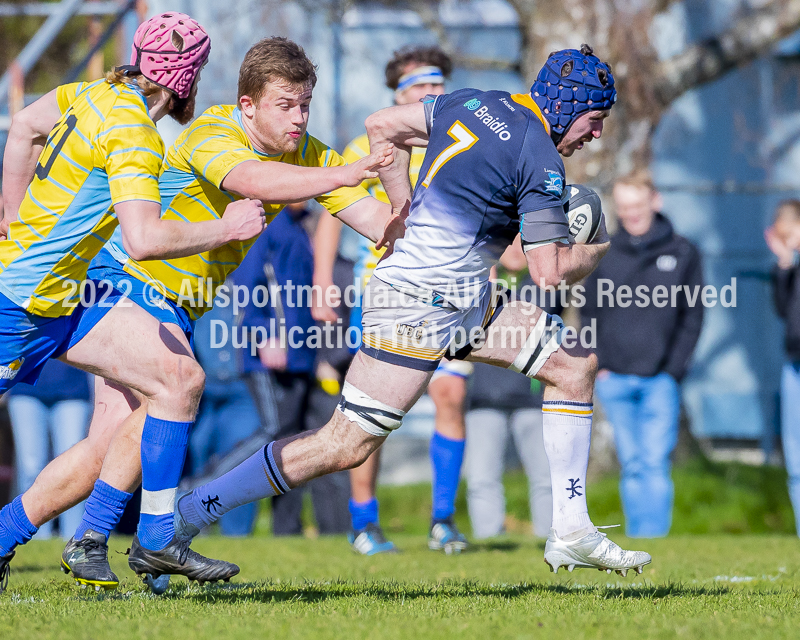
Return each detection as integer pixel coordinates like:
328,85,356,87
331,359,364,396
115,65,141,76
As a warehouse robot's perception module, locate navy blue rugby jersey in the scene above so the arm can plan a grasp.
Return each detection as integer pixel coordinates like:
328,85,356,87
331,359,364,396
374,88,568,307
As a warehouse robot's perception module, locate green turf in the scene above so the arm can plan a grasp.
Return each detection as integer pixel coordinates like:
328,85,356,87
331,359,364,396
2,533,800,639
2,463,798,639
375,459,797,538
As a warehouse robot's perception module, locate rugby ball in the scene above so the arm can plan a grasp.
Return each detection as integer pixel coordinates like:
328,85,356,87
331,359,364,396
563,184,603,244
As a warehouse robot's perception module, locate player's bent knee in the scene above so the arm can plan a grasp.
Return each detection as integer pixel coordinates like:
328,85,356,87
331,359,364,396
337,381,406,438
160,355,205,398
185,360,206,396
509,312,565,378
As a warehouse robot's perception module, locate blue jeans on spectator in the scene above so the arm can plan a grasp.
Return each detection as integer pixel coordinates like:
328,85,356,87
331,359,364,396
781,362,800,536
190,380,263,537
8,397,90,539
595,371,680,538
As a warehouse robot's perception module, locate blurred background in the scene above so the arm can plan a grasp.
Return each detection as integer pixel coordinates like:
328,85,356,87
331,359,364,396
2,0,800,537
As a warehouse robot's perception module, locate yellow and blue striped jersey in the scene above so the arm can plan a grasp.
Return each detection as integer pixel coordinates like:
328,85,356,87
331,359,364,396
342,133,425,288
112,104,369,320
0,79,163,317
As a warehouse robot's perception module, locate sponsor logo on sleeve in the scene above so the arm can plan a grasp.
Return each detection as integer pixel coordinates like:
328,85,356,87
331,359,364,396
544,169,564,196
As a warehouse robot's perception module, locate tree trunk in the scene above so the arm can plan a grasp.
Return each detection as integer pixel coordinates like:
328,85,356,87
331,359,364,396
363,0,800,185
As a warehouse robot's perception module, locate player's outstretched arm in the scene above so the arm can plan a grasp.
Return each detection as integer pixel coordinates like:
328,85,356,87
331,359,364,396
525,216,610,287
221,144,393,203
335,197,405,253
116,197,266,261
366,103,429,216
1,89,61,233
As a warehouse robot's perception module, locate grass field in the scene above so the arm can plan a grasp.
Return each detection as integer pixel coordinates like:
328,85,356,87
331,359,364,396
2,463,799,639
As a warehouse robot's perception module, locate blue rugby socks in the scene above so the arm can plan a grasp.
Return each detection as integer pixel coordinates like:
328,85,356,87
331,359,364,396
74,480,133,541
0,496,38,557
138,415,192,550
430,432,466,523
179,442,290,531
349,497,379,532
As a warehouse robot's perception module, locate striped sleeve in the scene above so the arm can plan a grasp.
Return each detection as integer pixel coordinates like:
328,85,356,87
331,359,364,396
56,82,86,114
98,108,164,206
306,136,370,215
185,121,259,188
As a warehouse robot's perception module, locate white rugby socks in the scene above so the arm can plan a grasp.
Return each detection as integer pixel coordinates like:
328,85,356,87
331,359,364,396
542,401,595,539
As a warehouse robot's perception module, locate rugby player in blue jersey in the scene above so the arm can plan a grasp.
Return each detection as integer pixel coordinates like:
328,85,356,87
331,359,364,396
173,44,652,577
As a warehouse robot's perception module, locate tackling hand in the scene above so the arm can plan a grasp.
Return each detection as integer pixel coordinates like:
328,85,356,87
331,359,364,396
341,143,394,186
376,211,407,256
222,198,267,241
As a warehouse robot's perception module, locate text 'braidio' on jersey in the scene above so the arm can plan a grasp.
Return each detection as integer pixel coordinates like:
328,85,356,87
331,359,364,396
374,88,568,307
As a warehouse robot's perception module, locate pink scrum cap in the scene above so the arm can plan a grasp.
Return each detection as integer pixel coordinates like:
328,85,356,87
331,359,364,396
129,12,210,99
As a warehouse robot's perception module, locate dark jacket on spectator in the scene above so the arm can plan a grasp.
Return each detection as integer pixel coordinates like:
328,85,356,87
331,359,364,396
9,359,90,404
581,213,704,381
772,261,800,361
234,206,317,374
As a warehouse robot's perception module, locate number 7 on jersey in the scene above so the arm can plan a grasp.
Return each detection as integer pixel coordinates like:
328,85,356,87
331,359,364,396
421,121,479,188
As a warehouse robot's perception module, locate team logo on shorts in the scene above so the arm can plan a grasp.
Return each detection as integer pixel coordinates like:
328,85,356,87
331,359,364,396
544,169,564,196
464,99,481,111
0,357,24,381
395,321,427,341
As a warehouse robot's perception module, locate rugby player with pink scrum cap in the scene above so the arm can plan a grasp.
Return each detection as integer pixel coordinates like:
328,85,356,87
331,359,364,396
0,18,394,594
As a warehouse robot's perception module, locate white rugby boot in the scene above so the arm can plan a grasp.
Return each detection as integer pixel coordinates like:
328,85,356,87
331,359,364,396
544,527,651,577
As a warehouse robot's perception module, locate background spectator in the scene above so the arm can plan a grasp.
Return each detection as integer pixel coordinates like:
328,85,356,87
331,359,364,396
466,371,552,539
465,240,557,539
236,201,350,536
191,285,265,537
582,170,704,538
766,200,800,535
7,360,91,539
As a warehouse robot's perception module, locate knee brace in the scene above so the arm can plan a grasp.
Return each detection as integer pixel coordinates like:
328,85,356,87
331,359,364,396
337,382,406,437
509,312,564,378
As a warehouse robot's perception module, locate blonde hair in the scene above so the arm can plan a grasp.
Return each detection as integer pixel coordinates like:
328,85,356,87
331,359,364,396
774,199,800,224
615,169,656,193
104,68,163,97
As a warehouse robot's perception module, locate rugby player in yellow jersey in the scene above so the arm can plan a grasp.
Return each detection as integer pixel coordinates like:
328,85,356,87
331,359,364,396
0,13,260,593
0,36,401,594
313,46,471,555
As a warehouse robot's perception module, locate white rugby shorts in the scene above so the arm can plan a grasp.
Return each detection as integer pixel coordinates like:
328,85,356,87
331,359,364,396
359,277,507,372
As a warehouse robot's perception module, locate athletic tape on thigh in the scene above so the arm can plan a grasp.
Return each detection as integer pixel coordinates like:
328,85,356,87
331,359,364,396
509,312,565,378
337,381,406,437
